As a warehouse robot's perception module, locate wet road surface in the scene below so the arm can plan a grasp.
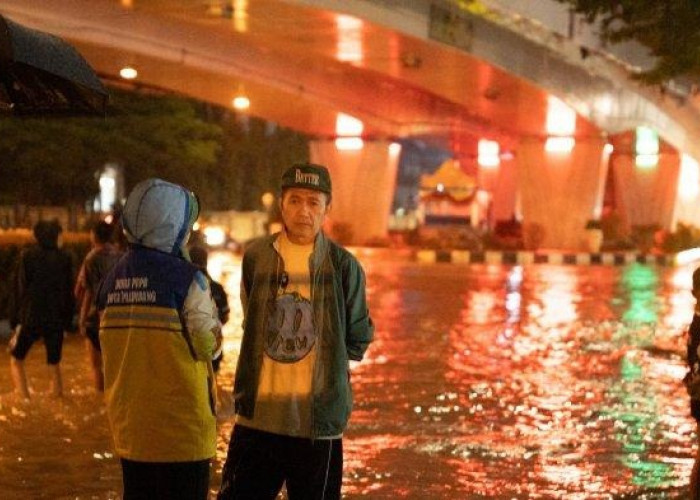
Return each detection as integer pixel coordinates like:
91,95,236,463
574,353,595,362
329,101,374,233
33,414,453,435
0,251,695,498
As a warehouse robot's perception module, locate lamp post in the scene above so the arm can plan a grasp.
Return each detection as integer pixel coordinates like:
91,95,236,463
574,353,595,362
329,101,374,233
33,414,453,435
261,191,275,234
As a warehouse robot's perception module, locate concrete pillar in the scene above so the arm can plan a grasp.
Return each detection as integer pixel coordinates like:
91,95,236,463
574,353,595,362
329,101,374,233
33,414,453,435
516,137,606,250
610,153,680,231
478,156,518,224
673,156,700,230
309,139,400,245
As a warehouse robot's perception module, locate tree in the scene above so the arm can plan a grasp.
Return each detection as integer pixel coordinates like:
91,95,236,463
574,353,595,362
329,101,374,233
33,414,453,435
89,90,222,204
0,89,222,208
555,0,700,84
208,110,309,211
0,118,102,206
0,88,310,214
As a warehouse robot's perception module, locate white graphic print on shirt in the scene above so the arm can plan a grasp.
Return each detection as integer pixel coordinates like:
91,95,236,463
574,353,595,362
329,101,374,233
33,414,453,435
265,291,315,363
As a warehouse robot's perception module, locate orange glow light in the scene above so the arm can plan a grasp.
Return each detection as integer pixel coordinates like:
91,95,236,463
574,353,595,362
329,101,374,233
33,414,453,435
232,95,250,110
119,66,137,80
335,137,364,151
233,0,248,33
335,113,363,151
546,96,576,136
336,14,363,63
336,112,363,136
478,139,500,168
545,137,575,153
679,154,700,201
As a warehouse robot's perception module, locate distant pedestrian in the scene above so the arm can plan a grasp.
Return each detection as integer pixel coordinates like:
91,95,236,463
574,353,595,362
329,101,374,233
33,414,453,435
189,244,230,374
97,178,222,500
685,266,700,499
218,163,374,500
74,220,122,391
8,220,74,399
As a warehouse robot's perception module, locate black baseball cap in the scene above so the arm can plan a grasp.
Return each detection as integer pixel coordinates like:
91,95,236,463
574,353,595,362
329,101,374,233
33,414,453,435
280,163,332,195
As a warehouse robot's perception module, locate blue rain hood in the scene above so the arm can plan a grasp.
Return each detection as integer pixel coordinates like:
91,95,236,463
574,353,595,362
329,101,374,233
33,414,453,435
122,178,199,255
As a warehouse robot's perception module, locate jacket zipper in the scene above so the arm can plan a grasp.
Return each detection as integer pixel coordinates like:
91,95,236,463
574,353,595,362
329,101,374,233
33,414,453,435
309,251,318,439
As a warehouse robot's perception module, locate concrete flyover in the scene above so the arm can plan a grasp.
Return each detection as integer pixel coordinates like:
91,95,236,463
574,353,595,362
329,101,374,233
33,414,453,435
3,0,700,248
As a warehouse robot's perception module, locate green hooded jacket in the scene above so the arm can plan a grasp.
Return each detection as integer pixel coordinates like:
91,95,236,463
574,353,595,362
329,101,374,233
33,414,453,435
233,231,374,437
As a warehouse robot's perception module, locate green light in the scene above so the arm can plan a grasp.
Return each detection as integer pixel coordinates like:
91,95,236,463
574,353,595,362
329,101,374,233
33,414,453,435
620,355,643,381
621,264,658,327
636,126,659,155
603,353,675,489
636,126,659,169
635,154,659,169
621,456,673,488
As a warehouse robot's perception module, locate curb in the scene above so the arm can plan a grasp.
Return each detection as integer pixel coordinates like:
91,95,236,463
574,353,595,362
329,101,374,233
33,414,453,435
350,248,676,266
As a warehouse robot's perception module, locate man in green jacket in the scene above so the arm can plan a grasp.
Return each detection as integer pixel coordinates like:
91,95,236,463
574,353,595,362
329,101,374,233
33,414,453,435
218,163,374,500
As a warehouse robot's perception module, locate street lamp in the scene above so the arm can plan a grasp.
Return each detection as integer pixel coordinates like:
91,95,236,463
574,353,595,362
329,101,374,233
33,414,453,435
261,192,275,234
119,66,137,80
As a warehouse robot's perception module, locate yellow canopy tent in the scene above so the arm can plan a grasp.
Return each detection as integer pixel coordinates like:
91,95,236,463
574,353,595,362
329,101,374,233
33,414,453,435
419,159,477,203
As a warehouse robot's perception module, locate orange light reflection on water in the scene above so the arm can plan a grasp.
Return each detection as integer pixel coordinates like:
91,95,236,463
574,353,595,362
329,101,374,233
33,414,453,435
206,255,695,497
2,252,692,498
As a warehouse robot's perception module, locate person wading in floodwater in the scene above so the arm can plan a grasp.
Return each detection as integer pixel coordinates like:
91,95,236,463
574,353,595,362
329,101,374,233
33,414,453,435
74,220,122,392
218,163,374,500
8,220,74,399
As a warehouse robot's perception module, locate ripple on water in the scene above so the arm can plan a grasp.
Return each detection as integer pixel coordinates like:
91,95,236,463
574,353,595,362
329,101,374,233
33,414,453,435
0,257,696,498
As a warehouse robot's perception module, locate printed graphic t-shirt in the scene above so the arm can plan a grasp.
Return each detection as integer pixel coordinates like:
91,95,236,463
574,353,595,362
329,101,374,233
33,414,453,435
237,232,317,437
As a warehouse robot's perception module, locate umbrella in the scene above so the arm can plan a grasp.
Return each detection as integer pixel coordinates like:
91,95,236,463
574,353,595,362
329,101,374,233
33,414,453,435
0,13,108,116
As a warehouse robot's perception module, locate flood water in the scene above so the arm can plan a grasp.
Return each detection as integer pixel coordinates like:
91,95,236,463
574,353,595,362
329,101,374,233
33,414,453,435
0,251,695,499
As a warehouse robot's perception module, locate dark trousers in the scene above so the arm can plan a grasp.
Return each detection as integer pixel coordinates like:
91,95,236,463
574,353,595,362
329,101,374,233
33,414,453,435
121,458,210,500
9,325,63,364
217,425,343,500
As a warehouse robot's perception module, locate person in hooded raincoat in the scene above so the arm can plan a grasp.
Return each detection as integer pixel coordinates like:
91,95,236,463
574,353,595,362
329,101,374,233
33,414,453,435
96,178,222,500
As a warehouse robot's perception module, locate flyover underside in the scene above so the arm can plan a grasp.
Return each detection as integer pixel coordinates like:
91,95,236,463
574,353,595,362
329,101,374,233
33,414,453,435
2,0,699,249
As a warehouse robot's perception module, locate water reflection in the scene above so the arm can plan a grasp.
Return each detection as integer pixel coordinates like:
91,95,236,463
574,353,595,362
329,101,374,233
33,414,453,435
346,260,692,498
668,266,695,331
0,254,694,498
622,264,659,324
